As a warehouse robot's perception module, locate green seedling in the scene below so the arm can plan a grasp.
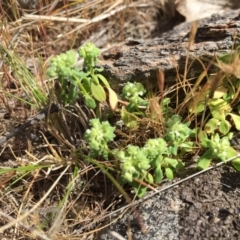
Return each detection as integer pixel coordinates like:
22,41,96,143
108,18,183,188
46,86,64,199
117,145,150,183
143,138,185,181
80,47,240,198
47,42,117,109
165,115,196,155
120,82,149,128
204,98,232,135
198,131,239,169
83,94,196,198
116,115,194,197
121,82,148,112
187,62,240,134
84,118,116,159
117,134,185,197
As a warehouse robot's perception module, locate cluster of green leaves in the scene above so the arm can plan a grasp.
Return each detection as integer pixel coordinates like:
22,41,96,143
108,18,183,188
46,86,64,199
84,114,195,197
120,82,149,128
121,82,148,111
198,131,239,169
117,115,195,197
165,115,195,155
47,42,117,109
196,94,240,170
84,118,115,160
187,54,240,170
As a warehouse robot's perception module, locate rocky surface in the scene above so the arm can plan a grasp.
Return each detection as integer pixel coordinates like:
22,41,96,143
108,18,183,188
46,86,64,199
97,165,240,240
100,9,240,91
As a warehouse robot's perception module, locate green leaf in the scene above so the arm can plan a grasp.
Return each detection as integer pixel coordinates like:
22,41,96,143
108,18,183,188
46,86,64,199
204,118,219,134
198,130,209,148
96,74,110,87
228,113,240,130
219,120,231,135
164,158,178,168
232,158,240,172
197,149,213,170
91,82,106,102
208,98,227,107
219,53,235,63
85,96,96,109
154,165,163,183
72,70,89,79
188,100,206,114
165,168,174,179
208,99,231,120
168,144,178,156
65,50,77,66
82,77,91,92
225,147,238,160
123,172,133,182
176,160,185,169
179,142,194,152
227,147,240,171
47,67,57,78
146,173,154,184
91,74,99,84
213,85,228,99
134,185,147,198
120,107,139,129
68,85,77,103
198,158,211,170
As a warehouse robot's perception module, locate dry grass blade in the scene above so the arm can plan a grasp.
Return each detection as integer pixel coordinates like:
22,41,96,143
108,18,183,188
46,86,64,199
176,56,213,115
217,51,240,78
109,231,127,240
182,21,198,88
0,211,52,240
209,71,223,98
157,68,165,101
0,166,70,233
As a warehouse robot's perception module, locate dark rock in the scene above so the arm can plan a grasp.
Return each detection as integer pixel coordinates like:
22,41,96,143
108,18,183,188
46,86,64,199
100,9,240,92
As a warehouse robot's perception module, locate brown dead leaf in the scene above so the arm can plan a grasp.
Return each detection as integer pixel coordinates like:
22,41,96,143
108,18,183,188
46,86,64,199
107,87,118,111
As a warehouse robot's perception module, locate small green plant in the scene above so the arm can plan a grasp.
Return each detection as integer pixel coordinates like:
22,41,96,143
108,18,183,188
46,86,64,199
47,42,117,109
76,43,240,198
116,133,187,197
84,118,116,159
186,57,240,171
204,98,239,135
120,82,149,128
84,113,195,197
117,145,151,183
194,96,240,170
164,115,196,155
187,69,240,136
121,82,148,111
198,131,238,169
